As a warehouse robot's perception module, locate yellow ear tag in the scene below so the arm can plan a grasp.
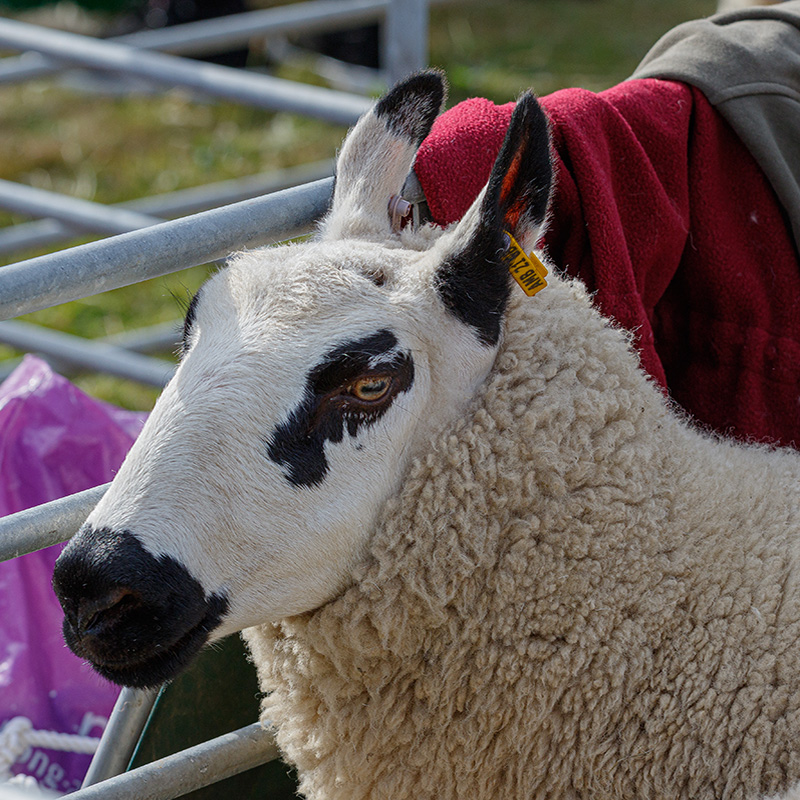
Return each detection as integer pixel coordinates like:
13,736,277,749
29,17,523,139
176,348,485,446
502,231,548,297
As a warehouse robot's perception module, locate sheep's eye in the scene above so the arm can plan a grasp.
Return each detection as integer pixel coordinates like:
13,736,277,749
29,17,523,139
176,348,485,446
350,375,392,402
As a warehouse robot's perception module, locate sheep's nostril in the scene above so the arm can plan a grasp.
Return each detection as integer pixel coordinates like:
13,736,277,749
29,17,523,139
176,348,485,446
75,587,141,638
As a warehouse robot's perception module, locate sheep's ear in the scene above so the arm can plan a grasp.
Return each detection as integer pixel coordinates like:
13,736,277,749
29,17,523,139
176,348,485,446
435,92,553,346
320,71,446,241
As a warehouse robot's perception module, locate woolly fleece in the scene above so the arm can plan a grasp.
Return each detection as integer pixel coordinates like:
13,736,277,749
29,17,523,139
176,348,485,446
244,270,800,800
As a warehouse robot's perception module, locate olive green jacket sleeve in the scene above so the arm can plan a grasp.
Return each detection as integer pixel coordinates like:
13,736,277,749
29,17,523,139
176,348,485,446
631,2,800,251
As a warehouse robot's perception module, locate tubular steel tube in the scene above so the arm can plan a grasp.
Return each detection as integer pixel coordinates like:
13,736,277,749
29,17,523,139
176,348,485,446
0,483,109,563
0,177,334,320
0,18,371,125
117,0,388,56
104,321,181,354
0,179,163,235
73,723,279,800
0,160,334,257
0,320,175,386
0,321,181,382
384,0,428,84
81,687,162,789
0,0,389,85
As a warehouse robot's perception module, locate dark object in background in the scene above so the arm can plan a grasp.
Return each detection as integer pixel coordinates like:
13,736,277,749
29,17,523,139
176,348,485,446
131,0,381,71
140,0,250,66
301,23,381,69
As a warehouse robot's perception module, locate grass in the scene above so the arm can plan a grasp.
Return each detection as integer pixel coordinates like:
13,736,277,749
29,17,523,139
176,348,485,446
431,0,716,100
0,0,716,409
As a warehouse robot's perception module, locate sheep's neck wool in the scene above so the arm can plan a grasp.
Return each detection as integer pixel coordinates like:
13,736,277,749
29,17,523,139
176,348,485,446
244,275,800,800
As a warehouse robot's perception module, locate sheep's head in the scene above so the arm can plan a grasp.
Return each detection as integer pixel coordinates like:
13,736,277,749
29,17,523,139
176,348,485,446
52,72,553,688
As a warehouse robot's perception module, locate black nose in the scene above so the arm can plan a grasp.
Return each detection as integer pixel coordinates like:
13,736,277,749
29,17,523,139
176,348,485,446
53,525,228,688
65,585,142,642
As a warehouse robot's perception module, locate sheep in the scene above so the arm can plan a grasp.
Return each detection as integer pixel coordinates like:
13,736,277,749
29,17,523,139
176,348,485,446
52,71,800,800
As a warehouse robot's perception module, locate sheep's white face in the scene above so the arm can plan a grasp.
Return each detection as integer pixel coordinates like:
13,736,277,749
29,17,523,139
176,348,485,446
90,236,492,630
52,73,553,688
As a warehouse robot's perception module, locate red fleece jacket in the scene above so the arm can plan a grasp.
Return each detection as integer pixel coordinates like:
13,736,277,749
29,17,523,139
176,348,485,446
414,79,800,447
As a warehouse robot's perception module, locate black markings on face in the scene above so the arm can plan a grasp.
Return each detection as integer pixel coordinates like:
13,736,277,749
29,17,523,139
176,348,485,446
181,288,202,356
266,329,414,488
435,93,553,348
435,224,511,347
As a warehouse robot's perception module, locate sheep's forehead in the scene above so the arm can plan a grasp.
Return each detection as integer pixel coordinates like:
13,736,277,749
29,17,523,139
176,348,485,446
204,239,434,330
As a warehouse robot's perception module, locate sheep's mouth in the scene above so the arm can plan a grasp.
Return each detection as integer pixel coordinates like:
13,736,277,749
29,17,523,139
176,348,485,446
86,605,225,689
54,526,230,689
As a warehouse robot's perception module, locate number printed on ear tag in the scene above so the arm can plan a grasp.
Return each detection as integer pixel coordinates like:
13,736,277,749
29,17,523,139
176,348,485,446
503,231,548,297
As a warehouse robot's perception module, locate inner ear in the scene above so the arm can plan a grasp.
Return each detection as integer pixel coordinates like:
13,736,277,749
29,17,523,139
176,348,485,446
435,92,553,347
489,93,552,241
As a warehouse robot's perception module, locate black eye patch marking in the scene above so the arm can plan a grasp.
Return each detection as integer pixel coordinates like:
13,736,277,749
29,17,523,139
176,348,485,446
181,288,203,356
266,329,414,488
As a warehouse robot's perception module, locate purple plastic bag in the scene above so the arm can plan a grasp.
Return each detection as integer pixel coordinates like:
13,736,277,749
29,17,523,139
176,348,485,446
0,356,147,794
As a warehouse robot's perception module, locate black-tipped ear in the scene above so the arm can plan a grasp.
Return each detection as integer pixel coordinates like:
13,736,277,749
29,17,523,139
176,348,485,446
375,71,447,146
321,70,446,241
484,92,552,238
435,92,553,346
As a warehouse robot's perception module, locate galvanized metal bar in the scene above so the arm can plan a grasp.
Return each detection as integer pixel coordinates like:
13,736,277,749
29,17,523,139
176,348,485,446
0,320,181,382
122,159,335,219
384,0,429,84
105,321,181,354
0,177,334,320
0,18,371,125
0,179,162,235
0,483,109,563
0,160,334,257
73,722,279,799
0,320,174,386
82,687,162,788
0,0,389,85
119,0,388,56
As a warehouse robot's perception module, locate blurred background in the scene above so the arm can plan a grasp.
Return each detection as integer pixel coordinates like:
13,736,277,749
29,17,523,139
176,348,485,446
0,0,717,411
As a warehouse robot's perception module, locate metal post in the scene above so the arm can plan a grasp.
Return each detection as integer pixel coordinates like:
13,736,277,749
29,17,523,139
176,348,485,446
0,18,371,125
0,178,334,320
384,0,428,84
81,687,162,788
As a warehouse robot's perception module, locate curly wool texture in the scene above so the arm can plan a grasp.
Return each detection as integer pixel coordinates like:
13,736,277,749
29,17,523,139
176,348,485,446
245,273,800,800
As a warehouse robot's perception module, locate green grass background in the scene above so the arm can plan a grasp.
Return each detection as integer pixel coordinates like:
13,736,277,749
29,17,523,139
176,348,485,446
0,0,716,409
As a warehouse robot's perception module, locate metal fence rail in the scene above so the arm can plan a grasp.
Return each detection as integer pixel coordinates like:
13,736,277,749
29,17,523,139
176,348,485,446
0,320,174,386
0,321,188,382
0,484,109,562
0,18,372,125
0,178,163,236
0,159,334,255
0,0,392,84
0,177,334,320
74,722,279,799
